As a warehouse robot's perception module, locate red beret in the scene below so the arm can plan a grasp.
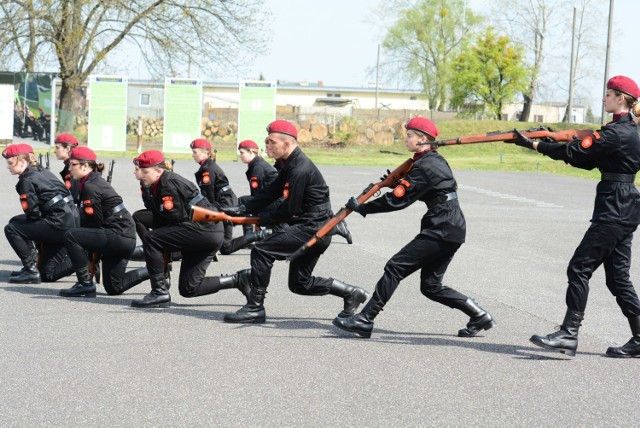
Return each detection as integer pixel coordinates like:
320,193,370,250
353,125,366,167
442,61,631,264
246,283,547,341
134,150,165,168
190,138,212,150
238,140,259,150
607,75,640,99
405,117,439,139
267,120,298,139
55,133,79,147
69,147,96,162
2,143,33,159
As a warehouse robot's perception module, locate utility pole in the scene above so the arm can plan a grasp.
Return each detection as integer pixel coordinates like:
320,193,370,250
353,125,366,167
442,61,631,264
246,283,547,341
567,5,576,123
601,0,614,125
375,43,380,119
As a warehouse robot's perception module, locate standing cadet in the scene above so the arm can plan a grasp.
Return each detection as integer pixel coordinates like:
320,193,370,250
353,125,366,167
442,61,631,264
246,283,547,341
333,117,495,339
515,76,640,358
4,144,78,284
221,120,369,323
59,147,149,297
190,138,238,256
53,133,80,201
130,150,225,308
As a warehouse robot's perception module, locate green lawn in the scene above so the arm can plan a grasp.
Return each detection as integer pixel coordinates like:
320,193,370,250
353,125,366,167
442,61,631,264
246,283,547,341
34,119,607,181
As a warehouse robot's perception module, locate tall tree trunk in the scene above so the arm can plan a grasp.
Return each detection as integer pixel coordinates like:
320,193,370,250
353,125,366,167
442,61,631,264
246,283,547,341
57,78,81,133
521,93,533,122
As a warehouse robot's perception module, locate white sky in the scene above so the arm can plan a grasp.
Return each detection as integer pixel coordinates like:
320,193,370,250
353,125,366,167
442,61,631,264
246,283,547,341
225,0,640,111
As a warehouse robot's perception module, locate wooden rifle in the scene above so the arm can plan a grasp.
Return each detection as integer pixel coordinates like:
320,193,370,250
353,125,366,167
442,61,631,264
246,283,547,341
288,158,415,262
106,160,115,184
417,127,593,147
191,205,260,225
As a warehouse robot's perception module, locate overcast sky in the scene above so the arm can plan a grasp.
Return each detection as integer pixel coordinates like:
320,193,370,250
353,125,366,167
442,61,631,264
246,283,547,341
223,0,639,112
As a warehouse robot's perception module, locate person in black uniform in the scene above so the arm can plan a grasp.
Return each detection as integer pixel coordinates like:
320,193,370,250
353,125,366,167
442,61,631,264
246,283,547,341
220,120,369,323
53,133,80,201
333,117,495,339
59,147,149,297
222,139,278,253
190,138,239,256
129,160,176,261
130,150,226,308
514,75,640,358
4,144,78,284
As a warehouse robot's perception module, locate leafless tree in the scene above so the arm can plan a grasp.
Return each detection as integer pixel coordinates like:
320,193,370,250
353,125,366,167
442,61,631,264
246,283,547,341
0,0,268,131
489,0,563,122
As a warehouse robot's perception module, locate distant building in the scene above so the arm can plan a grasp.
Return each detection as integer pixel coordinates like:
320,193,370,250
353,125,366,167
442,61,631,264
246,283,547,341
124,78,587,123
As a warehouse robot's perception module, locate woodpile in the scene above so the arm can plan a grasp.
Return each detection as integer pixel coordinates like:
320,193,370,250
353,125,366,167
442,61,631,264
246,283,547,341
122,114,409,147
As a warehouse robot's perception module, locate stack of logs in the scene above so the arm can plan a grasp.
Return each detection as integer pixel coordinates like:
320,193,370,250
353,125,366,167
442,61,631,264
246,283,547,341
125,116,407,146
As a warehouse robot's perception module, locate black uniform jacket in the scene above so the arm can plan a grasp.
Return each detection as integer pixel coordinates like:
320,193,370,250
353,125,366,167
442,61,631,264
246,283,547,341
145,170,218,230
195,158,237,208
360,150,466,243
16,165,78,230
245,156,278,196
77,171,136,238
243,147,332,225
60,160,80,201
537,113,640,226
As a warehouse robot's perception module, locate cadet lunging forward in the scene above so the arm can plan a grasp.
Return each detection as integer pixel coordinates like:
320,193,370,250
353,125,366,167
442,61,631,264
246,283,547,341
333,117,495,339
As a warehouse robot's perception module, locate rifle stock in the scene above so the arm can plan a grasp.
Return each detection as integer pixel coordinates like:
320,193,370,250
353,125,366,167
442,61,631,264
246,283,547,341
418,128,593,147
288,158,414,262
191,205,259,225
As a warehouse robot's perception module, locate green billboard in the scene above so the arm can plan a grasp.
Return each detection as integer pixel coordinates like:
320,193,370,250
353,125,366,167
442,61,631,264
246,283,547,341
163,78,202,153
238,81,276,150
88,75,127,152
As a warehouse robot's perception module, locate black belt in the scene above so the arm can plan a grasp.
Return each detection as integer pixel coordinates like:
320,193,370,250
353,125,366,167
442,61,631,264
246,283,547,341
427,192,458,209
306,202,332,213
46,194,74,208
601,172,636,183
109,203,126,216
189,194,205,206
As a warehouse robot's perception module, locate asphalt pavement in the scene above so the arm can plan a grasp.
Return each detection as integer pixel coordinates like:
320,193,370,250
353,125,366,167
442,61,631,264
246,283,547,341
1,154,639,426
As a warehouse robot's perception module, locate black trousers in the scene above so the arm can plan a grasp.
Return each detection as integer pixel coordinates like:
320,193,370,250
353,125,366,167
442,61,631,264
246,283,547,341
4,214,74,281
250,222,333,295
65,227,136,295
218,221,237,255
142,222,223,297
566,222,640,317
373,233,468,310
133,209,153,241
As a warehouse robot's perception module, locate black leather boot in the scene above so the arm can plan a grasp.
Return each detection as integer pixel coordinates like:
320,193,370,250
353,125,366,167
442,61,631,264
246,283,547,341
606,316,640,358
223,286,267,323
130,274,171,308
334,220,353,244
59,266,96,297
9,251,41,284
530,309,584,356
329,279,370,318
245,229,272,243
332,293,385,338
458,298,496,337
129,245,145,261
214,269,252,299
